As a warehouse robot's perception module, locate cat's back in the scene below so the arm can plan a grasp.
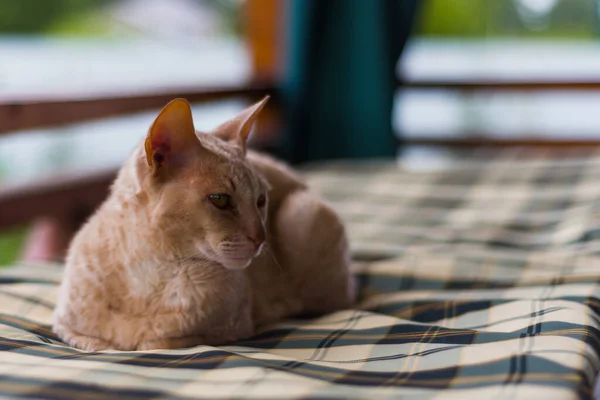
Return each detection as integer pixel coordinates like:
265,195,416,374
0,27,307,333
246,151,306,205
245,151,354,325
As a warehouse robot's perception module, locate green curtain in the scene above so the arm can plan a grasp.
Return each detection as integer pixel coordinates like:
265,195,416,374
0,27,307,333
281,0,419,164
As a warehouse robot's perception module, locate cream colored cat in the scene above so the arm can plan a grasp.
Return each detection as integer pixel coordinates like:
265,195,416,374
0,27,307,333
53,96,356,351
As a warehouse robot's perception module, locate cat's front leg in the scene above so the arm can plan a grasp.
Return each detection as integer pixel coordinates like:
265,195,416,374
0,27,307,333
133,301,255,350
53,321,115,351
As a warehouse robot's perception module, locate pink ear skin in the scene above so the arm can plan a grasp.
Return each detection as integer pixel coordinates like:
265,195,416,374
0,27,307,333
147,129,170,167
213,95,270,154
144,98,199,174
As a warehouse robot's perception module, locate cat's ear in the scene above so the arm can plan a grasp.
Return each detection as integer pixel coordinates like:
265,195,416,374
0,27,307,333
144,98,198,172
213,95,269,155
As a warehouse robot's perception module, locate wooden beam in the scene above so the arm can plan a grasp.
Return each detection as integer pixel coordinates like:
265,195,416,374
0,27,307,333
0,81,277,135
0,169,116,230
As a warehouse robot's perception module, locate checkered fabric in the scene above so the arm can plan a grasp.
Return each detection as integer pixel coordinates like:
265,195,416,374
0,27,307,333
1,148,600,399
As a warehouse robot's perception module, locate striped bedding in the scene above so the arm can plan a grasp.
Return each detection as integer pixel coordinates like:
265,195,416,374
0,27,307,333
1,148,600,399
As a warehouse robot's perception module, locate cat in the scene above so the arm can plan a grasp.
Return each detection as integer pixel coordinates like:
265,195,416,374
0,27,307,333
52,96,356,351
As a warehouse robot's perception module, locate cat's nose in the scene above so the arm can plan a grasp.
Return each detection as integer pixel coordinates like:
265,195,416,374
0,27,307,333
247,227,265,250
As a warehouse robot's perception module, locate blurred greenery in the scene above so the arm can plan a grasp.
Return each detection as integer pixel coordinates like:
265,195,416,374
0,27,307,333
204,0,244,38
0,228,26,267
46,10,120,37
0,0,241,37
0,0,115,34
1,0,598,38
416,0,598,39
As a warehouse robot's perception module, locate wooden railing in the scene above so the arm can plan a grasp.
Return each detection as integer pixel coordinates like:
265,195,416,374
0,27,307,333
399,78,600,147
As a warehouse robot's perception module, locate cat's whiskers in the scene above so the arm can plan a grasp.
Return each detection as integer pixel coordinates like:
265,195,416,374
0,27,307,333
178,250,206,262
266,232,280,246
263,245,284,274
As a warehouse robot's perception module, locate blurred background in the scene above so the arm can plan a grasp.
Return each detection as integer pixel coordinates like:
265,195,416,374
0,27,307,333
1,0,600,265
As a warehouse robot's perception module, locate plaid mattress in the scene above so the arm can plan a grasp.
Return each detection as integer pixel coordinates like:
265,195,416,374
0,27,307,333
1,148,600,399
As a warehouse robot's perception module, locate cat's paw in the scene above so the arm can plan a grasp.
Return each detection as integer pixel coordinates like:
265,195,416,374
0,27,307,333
53,323,115,351
61,332,114,351
68,335,115,352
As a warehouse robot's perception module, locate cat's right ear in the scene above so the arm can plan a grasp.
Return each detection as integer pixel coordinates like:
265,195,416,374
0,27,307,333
144,98,198,174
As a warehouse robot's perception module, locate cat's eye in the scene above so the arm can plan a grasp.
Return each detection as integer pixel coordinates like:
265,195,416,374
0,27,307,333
208,194,232,209
257,194,266,208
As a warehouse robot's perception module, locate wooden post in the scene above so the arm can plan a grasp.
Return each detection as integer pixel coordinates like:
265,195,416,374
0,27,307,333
245,0,283,80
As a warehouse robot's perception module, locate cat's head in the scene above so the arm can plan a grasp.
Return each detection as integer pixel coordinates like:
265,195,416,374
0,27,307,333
137,96,270,270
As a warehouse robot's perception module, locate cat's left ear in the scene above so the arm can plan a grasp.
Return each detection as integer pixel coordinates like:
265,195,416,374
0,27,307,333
213,95,269,155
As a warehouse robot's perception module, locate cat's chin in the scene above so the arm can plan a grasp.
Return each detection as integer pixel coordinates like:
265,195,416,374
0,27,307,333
220,258,253,271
